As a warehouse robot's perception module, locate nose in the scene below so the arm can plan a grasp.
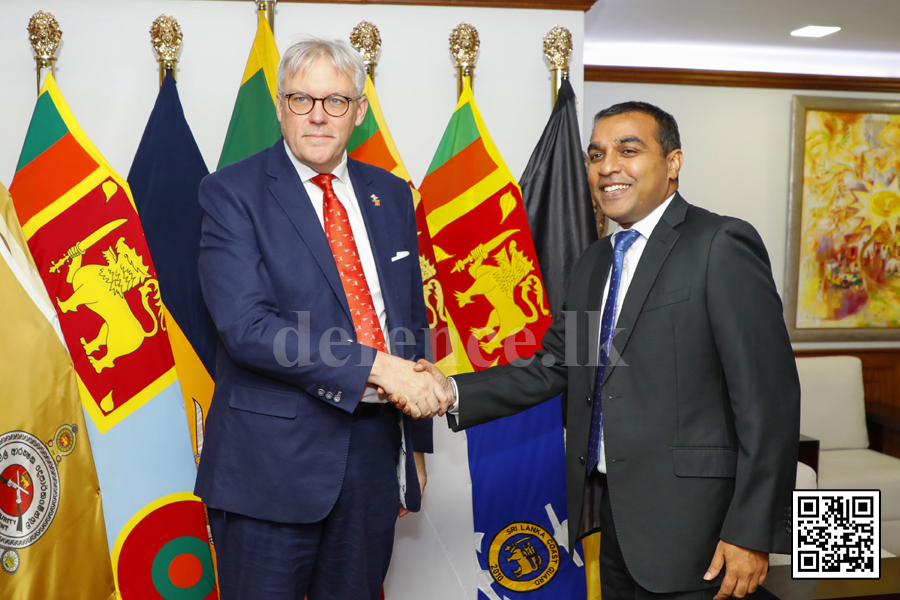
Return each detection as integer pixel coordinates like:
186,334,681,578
596,153,620,177
308,101,329,124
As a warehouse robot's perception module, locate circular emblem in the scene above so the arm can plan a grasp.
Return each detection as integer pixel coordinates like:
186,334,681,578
50,424,77,460
114,495,217,600
0,431,60,549
1,549,20,575
488,522,560,592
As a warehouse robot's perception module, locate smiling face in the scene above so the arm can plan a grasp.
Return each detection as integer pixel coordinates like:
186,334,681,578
586,111,683,229
276,55,368,174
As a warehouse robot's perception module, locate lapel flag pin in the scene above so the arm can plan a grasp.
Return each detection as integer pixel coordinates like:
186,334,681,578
370,194,381,206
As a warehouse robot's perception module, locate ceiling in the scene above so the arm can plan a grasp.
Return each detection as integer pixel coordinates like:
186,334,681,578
583,0,900,77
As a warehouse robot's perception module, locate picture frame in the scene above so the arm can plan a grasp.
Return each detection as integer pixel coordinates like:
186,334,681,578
785,95,900,342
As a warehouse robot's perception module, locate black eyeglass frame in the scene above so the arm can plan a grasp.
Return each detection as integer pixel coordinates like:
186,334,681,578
281,92,363,117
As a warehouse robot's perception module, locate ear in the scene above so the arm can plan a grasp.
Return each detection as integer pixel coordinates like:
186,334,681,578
667,149,683,181
354,95,369,127
275,93,284,124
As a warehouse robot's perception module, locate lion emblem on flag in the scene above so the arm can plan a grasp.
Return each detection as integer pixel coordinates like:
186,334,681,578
53,220,165,375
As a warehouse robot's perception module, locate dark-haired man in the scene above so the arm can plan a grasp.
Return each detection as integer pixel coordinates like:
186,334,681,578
403,102,800,600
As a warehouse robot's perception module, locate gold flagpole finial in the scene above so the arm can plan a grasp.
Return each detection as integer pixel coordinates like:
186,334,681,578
543,26,572,107
151,15,182,87
350,21,381,81
27,11,62,96
449,23,479,100
256,1,275,34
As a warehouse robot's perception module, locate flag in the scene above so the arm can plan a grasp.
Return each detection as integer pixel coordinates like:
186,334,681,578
217,13,281,170
0,181,115,599
420,80,586,599
347,76,456,365
128,71,215,467
521,79,597,319
9,73,216,599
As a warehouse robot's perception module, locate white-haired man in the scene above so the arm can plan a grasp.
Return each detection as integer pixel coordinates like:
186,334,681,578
195,38,446,599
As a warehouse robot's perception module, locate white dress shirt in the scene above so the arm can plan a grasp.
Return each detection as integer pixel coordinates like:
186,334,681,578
284,142,389,403
594,194,674,472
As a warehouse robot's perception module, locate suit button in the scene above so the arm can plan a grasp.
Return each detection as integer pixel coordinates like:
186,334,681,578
317,389,325,397
326,392,333,400
586,396,592,405
579,455,585,465
334,394,341,403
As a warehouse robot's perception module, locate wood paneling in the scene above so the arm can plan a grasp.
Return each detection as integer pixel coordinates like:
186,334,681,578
584,65,900,93
258,0,596,10
795,349,900,458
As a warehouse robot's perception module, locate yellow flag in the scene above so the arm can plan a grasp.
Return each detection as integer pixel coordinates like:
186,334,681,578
0,182,114,598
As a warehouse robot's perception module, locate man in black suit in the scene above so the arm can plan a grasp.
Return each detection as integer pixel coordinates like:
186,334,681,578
399,102,800,600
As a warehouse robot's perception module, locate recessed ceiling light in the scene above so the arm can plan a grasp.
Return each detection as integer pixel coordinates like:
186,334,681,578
791,26,841,38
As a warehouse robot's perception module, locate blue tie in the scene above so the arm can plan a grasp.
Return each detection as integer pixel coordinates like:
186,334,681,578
587,229,641,473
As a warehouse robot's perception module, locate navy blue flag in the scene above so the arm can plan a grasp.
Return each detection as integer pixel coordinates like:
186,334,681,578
128,71,216,462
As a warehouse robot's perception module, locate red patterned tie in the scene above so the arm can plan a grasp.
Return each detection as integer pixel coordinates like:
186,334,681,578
310,173,387,352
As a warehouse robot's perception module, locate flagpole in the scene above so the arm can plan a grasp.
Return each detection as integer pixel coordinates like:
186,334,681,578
350,21,381,82
27,11,61,97
151,15,182,88
450,23,479,100
544,26,572,107
256,0,275,35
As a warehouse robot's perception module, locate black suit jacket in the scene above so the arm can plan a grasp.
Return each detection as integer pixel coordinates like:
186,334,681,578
195,140,431,523
450,194,799,593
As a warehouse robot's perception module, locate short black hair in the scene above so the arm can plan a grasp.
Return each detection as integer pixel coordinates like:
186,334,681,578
593,101,681,158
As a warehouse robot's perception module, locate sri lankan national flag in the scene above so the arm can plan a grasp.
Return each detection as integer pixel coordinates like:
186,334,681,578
218,13,281,169
347,76,454,364
0,182,114,600
10,74,215,599
420,80,586,598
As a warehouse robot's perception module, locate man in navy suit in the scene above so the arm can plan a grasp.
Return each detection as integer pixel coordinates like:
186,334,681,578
195,38,448,600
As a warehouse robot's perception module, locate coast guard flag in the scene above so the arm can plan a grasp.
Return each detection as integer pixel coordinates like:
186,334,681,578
420,79,585,599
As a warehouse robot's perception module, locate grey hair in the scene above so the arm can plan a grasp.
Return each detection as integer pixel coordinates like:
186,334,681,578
277,37,366,97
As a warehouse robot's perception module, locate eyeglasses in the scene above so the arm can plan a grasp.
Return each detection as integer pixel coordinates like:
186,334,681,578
281,92,362,117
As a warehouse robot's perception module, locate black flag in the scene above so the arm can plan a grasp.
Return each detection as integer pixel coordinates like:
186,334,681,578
521,78,597,319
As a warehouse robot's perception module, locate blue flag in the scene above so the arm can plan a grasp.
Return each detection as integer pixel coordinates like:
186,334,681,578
128,71,216,464
468,397,586,599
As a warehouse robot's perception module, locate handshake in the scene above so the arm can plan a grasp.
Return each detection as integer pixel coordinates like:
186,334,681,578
369,353,455,418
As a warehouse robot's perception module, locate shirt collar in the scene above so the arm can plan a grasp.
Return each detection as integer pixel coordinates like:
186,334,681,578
608,193,676,243
283,140,349,185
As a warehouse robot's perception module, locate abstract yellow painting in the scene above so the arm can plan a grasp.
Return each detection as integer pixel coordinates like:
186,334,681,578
786,96,900,341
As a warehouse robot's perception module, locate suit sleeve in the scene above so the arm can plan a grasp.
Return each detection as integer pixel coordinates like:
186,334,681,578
706,220,800,553
198,172,372,413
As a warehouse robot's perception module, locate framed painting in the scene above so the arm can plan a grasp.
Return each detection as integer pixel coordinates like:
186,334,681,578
785,95,900,342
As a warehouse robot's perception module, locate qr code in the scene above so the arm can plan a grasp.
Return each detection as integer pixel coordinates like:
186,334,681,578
793,490,880,579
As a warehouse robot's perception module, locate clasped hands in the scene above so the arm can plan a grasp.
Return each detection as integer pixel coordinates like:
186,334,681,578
369,353,454,418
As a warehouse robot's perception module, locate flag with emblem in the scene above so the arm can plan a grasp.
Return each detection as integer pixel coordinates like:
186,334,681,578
0,181,114,599
419,80,586,598
347,75,456,365
9,73,216,600
128,71,216,468
217,13,281,170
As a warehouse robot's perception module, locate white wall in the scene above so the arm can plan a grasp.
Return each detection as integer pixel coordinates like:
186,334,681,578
584,81,900,349
0,0,584,189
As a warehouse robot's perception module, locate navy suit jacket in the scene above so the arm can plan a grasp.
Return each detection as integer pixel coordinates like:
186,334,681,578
195,140,432,523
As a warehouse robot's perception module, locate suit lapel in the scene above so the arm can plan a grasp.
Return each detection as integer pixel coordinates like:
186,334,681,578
267,142,353,323
585,239,613,369
348,159,402,342
603,193,687,385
